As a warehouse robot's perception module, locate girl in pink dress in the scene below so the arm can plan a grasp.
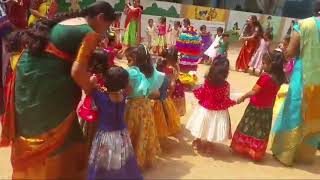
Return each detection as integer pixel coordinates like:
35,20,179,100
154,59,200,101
156,16,167,55
186,57,236,153
249,31,272,75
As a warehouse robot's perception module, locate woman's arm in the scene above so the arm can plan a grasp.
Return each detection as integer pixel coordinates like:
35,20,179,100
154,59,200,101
30,9,46,18
71,32,101,95
285,31,300,59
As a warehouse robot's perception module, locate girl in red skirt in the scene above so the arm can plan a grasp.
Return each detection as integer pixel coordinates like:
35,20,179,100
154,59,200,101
231,50,286,161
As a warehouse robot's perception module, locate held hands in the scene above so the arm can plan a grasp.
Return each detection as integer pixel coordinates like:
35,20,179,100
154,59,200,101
236,96,246,104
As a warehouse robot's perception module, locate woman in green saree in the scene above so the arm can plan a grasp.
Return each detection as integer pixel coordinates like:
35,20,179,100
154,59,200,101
271,2,320,166
1,1,116,179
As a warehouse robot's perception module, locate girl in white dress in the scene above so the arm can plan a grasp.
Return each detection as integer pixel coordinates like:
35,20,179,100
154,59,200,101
186,57,236,153
203,27,224,64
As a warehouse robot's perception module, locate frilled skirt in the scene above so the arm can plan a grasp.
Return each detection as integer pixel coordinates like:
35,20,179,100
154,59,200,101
88,129,143,180
186,105,231,142
125,98,161,169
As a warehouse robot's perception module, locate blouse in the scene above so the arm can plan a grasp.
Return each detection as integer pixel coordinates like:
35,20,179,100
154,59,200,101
193,80,236,111
92,90,126,131
250,73,280,108
127,66,150,98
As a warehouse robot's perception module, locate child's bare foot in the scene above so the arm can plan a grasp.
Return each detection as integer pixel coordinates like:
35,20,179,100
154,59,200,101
203,142,214,154
192,139,201,150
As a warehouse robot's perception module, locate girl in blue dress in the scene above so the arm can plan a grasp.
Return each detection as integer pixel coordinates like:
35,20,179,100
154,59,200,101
88,66,143,180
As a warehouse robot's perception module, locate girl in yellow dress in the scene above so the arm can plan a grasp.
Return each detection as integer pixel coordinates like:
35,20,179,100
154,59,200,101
124,45,161,169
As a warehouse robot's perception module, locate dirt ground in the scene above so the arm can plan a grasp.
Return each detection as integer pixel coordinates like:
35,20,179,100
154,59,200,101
0,43,319,179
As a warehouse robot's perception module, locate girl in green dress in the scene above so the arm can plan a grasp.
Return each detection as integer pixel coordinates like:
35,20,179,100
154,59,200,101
1,2,116,179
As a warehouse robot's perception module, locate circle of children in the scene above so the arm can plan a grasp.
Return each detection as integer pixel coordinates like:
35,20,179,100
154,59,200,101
0,1,304,179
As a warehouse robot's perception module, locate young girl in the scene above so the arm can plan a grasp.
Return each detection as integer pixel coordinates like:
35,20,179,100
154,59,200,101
204,27,224,64
111,12,123,50
215,33,230,58
155,58,181,137
146,19,157,53
249,31,272,75
231,50,286,161
156,16,167,55
88,66,143,180
124,45,160,169
163,46,186,116
103,32,118,67
199,25,212,56
186,58,236,152
167,21,181,47
78,49,109,150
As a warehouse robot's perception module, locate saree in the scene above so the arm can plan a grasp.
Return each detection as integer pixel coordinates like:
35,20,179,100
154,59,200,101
1,24,100,179
271,17,320,166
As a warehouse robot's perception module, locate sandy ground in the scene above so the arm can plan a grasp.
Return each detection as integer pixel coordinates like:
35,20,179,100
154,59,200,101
0,43,319,179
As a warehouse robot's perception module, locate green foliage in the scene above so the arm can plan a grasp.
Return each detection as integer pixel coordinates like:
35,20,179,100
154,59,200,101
144,3,179,18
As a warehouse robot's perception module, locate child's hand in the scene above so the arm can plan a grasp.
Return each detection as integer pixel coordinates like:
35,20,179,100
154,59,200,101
237,97,245,104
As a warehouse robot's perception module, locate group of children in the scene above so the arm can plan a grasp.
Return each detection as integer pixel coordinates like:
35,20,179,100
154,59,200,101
2,13,296,179
76,38,186,178
145,16,230,62
187,49,286,161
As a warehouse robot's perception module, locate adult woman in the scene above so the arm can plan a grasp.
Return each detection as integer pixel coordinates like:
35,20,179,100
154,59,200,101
123,0,142,47
1,2,116,178
236,15,262,72
271,2,320,166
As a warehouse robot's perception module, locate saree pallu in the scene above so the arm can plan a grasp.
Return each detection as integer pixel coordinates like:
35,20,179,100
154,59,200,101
11,50,87,179
231,104,273,161
235,38,259,71
125,98,161,169
272,17,320,166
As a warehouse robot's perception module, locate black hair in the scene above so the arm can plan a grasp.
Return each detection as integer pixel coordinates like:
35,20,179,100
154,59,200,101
283,35,290,44
125,47,137,59
183,18,190,26
207,57,229,86
251,15,263,36
222,33,230,38
89,48,109,74
166,46,178,64
263,50,286,85
217,27,223,33
174,21,181,27
267,16,272,20
25,1,116,56
156,58,167,72
136,44,154,78
264,30,273,40
160,16,166,24
115,11,122,19
148,19,153,23
5,31,26,53
107,31,116,46
200,25,207,31
105,66,129,92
